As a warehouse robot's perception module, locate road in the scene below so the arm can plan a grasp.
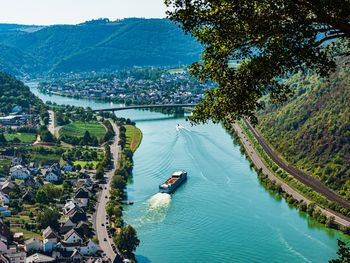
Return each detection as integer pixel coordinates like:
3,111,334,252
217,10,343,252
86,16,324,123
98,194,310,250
232,122,350,226
95,122,121,262
244,120,350,211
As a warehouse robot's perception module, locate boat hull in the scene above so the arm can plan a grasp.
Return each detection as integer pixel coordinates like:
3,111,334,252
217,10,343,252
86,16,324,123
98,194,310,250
159,172,187,194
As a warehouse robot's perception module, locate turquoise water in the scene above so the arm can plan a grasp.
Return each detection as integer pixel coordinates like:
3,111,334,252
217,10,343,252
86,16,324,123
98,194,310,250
30,86,346,263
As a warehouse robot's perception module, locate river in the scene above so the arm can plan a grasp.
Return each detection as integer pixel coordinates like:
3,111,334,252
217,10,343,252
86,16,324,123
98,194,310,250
29,85,346,263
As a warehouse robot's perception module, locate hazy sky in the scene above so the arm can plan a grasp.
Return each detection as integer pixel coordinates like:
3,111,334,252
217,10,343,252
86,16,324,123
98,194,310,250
0,0,167,25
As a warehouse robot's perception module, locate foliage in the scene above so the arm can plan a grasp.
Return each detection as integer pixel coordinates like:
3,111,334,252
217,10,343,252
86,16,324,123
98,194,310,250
59,121,105,146
165,0,350,124
37,208,60,231
257,58,350,199
0,18,201,76
0,72,45,114
124,125,143,153
329,240,350,263
115,225,140,256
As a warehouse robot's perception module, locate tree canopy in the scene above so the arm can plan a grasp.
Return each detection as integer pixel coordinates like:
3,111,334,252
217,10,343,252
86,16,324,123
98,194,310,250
115,225,140,256
165,0,350,124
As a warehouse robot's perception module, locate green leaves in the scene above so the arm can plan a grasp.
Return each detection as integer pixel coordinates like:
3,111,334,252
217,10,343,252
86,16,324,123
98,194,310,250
166,0,350,124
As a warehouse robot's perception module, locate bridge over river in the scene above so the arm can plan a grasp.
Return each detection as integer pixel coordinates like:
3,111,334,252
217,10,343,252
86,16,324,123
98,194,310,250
91,103,198,112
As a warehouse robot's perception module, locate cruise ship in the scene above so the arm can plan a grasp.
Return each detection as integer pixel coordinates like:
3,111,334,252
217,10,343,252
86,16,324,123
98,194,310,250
159,171,187,194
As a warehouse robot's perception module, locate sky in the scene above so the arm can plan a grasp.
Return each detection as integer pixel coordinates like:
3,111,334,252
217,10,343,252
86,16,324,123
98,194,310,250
0,0,167,25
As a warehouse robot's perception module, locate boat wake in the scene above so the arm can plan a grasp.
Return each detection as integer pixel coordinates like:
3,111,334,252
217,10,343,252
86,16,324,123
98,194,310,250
148,193,171,209
176,124,190,132
136,193,172,226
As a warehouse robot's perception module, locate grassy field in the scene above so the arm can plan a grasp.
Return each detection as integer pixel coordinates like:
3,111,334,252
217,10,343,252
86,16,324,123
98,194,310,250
125,125,143,153
30,153,61,164
168,68,185,74
11,227,42,240
59,121,106,139
4,133,36,143
73,160,98,169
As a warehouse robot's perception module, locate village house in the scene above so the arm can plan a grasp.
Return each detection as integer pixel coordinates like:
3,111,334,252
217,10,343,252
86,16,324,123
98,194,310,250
0,180,15,195
42,227,59,253
63,163,74,173
0,192,10,205
26,253,55,263
10,165,32,180
45,163,62,183
74,188,90,208
24,238,42,253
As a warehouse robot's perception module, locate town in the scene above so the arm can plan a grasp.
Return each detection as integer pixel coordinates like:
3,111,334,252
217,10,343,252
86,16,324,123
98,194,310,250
0,90,142,263
38,68,213,106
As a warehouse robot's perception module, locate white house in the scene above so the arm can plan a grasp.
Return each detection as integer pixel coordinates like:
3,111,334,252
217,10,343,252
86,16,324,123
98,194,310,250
42,227,58,253
24,238,42,252
80,240,98,255
0,193,10,205
26,253,55,263
63,229,83,244
10,165,31,180
74,188,90,208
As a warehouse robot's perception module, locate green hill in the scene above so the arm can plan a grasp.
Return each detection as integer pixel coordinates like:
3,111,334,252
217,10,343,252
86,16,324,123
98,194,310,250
0,18,201,75
0,72,44,115
257,57,350,199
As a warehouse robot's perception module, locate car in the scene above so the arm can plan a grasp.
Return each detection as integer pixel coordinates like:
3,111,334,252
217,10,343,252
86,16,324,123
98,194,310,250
105,195,108,198
101,223,104,226
105,187,107,189
104,238,107,241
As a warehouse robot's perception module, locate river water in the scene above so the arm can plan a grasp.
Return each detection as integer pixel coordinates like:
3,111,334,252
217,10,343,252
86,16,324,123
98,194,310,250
30,85,346,263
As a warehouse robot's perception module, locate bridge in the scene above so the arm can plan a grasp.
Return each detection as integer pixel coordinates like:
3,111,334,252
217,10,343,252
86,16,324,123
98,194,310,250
92,103,198,112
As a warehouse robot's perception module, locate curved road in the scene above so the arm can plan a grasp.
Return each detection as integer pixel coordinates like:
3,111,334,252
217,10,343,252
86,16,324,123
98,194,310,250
95,122,122,262
244,120,350,211
233,122,350,226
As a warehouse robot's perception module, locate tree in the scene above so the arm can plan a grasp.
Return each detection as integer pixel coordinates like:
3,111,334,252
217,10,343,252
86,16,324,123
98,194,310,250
35,189,48,204
37,208,60,230
111,175,127,190
115,225,140,256
82,131,92,145
329,239,350,263
0,133,7,146
165,0,350,124
95,166,104,180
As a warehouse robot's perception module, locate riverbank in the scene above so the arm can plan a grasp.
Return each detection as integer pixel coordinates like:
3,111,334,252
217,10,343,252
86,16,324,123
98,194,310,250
232,121,350,231
106,120,143,260
31,86,345,262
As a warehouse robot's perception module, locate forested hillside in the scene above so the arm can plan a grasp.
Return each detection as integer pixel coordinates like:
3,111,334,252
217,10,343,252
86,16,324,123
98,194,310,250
257,57,350,199
0,18,201,76
0,72,44,114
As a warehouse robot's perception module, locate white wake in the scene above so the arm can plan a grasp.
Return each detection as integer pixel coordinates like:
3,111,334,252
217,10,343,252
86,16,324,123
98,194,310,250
148,193,171,209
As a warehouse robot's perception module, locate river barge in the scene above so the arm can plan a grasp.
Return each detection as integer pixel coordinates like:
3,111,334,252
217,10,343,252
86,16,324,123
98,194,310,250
159,171,187,194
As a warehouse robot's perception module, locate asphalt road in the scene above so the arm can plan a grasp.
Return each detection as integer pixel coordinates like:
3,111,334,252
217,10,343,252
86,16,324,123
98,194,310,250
244,120,350,211
95,122,121,262
233,122,350,226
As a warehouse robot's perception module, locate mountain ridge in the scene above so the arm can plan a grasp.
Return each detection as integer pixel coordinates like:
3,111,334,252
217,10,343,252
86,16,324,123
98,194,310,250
0,18,201,76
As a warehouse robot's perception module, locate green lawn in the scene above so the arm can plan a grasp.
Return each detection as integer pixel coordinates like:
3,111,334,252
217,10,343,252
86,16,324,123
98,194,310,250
168,68,185,74
74,160,98,168
60,121,106,139
10,228,42,240
125,125,143,153
30,153,61,164
4,133,36,143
